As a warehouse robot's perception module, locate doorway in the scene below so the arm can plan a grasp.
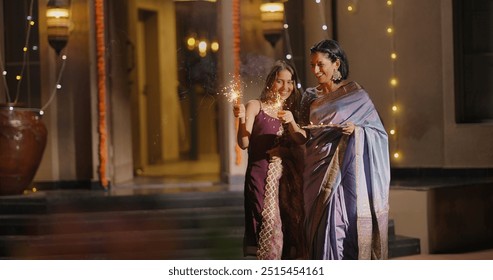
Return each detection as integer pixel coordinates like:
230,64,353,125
128,0,220,182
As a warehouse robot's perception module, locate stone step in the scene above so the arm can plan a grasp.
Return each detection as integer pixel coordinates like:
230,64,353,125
0,207,244,235
389,235,421,259
0,190,244,215
0,227,244,259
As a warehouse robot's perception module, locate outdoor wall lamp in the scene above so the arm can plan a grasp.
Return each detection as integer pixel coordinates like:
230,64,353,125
260,1,285,48
46,0,71,55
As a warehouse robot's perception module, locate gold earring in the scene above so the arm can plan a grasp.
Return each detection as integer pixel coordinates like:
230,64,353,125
332,69,342,82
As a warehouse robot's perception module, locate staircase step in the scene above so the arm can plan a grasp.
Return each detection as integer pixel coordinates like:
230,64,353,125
0,191,244,215
0,227,244,259
388,235,421,259
0,207,244,235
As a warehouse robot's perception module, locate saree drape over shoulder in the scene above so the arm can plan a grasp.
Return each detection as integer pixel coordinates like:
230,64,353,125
300,81,390,260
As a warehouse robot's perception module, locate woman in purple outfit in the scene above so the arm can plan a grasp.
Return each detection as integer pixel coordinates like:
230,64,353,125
233,60,306,260
282,39,390,259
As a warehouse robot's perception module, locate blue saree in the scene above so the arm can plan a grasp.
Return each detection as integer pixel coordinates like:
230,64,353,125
300,81,390,260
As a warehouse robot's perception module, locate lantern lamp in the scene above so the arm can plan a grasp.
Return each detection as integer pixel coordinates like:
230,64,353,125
260,1,285,48
46,0,71,55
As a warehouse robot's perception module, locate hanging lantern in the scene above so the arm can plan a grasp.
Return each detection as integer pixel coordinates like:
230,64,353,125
260,1,285,48
46,0,71,55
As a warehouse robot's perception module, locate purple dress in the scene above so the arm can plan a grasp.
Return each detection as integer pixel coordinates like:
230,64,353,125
243,107,282,256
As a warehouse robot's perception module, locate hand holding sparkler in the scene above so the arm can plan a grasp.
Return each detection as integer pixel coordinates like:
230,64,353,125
277,110,294,124
233,103,246,120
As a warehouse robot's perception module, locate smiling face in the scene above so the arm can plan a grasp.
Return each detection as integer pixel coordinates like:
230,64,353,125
270,69,294,101
310,52,340,85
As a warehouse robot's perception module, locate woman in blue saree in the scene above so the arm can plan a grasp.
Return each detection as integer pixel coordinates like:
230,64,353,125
280,39,390,259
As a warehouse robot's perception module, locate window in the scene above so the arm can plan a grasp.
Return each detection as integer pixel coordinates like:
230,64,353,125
453,0,493,123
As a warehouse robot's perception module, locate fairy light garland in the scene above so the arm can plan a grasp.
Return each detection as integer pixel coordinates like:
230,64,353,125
0,0,68,117
386,0,400,160
314,0,330,35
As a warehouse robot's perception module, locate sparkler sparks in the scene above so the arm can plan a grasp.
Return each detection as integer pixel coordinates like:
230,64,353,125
218,75,248,104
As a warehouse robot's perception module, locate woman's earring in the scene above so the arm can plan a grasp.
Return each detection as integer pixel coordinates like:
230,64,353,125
332,69,342,82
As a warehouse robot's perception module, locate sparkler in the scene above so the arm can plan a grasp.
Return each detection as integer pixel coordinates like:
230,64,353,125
219,75,245,105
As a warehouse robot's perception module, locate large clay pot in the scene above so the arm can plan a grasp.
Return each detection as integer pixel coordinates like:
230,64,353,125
0,104,47,195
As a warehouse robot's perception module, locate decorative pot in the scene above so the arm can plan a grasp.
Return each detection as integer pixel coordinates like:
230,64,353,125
0,104,47,195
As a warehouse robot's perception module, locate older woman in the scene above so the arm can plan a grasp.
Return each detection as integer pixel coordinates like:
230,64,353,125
281,39,390,259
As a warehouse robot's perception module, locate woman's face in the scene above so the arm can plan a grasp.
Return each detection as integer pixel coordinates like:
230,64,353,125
271,69,294,101
310,52,339,84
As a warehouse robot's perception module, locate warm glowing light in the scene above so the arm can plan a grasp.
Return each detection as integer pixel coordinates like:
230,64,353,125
387,27,393,34
322,24,328,30
62,55,67,60
283,23,289,29
347,5,354,12
2,71,6,76
390,129,396,135
198,41,207,50
392,105,398,112
286,54,292,60
390,78,398,87
260,3,284,13
211,41,219,52
16,75,21,80
391,52,397,60
387,0,393,6
46,5,71,54
46,8,69,18
32,187,37,192
29,21,35,26
197,40,207,57
315,0,321,3
393,152,400,159
23,47,28,52
187,37,196,50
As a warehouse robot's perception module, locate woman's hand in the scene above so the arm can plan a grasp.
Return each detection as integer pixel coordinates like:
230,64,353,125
342,121,355,135
278,110,294,124
233,103,246,119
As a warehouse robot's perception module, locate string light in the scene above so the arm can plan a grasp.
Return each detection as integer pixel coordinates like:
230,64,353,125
390,77,398,87
346,0,359,14
314,0,330,34
0,0,69,116
386,0,400,161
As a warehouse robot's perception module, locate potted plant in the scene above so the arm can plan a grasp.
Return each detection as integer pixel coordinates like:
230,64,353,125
0,0,70,195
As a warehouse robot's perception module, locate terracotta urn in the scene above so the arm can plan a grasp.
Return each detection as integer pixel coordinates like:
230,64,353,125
0,104,47,195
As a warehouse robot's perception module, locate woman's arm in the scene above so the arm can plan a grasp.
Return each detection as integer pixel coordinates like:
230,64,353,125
234,100,260,149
